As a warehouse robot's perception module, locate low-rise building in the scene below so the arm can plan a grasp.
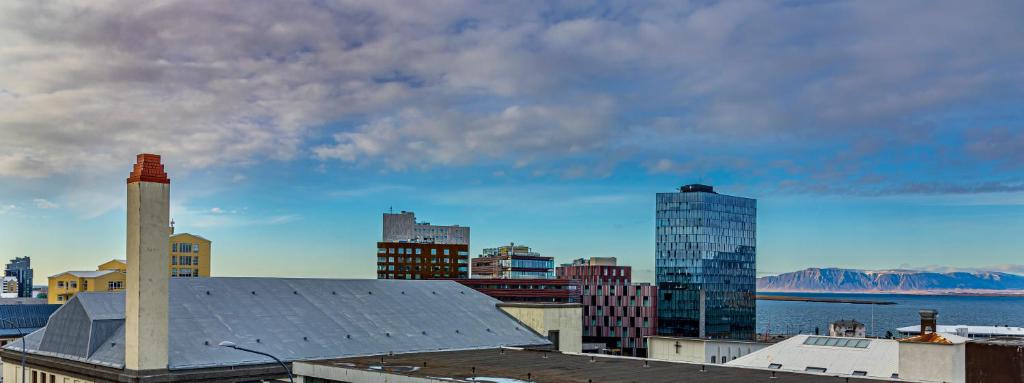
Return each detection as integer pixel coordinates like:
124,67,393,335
498,302,583,353
47,231,212,304
1,276,18,298
727,334,899,379
47,270,124,304
897,324,1024,339
376,241,470,279
647,336,770,364
454,278,581,303
293,348,890,383
965,337,1024,382
0,298,60,347
830,319,866,338
471,243,554,279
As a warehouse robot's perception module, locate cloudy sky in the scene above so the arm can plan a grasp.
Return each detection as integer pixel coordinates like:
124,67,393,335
1,0,1022,282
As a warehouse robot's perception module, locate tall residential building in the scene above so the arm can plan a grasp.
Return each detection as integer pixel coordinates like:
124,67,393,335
557,257,658,356
656,184,756,340
471,243,554,279
5,256,33,298
376,242,469,279
48,230,212,304
382,210,469,245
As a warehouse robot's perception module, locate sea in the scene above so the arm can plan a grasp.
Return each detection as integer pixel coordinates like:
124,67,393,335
756,292,1024,337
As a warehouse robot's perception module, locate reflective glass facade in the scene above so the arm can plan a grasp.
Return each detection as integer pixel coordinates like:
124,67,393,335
656,185,756,340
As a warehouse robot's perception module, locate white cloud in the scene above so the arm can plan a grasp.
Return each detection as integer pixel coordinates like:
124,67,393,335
0,0,1020,193
32,198,58,209
210,207,224,214
0,204,14,214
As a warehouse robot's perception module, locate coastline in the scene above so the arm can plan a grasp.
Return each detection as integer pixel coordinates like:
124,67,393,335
756,294,896,305
756,289,1024,297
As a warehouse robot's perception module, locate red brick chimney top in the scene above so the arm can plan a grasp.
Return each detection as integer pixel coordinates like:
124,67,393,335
126,153,170,184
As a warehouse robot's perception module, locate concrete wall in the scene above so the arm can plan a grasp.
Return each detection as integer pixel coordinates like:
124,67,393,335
3,363,94,383
124,180,170,371
499,304,582,353
899,342,966,383
648,337,767,364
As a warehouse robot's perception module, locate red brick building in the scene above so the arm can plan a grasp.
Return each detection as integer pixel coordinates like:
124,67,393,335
557,257,658,356
376,242,469,279
453,278,581,304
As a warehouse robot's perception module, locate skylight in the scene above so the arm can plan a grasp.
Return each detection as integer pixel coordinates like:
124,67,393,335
802,336,870,348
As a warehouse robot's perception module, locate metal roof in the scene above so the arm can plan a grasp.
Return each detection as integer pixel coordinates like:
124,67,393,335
897,324,1024,337
49,270,119,278
0,302,59,336
296,348,891,382
5,278,550,370
727,334,899,379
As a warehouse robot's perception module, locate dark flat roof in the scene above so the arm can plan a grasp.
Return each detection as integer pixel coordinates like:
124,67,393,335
301,348,889,383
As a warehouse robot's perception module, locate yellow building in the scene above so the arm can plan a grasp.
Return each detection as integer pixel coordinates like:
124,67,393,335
47,232,212,304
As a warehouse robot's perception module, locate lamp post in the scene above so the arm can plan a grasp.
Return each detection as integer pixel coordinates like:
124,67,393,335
0,318,26,383
218,341,294,383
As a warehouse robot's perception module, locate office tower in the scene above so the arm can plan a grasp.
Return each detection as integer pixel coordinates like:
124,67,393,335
656,184,756,340
471,243,554,279
383,210,469,245
558,257,658,356
5,256,33,298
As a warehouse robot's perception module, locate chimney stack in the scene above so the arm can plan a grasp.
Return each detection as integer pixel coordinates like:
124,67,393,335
125,154,170,371
919,309,938,335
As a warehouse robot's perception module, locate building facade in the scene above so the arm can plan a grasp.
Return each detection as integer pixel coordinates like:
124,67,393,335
376,242,469,279
382,211,469,245
47,233,212,304
1,276,18,298
830,319,866,338
557,257,658,356
5,257,33,298
454,278,581,303
471,243,554,279
656,184,756,340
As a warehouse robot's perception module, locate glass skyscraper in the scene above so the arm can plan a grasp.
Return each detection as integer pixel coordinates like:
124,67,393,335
656,184,756,340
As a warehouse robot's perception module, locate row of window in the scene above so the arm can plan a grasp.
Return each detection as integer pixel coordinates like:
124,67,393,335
172,268,200,277
172,242,201,253
171,255,200,265
377,265,468,272
377,273,469,280
376,256,468,264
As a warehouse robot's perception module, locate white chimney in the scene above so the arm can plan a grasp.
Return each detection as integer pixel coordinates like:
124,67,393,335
124,153,170,370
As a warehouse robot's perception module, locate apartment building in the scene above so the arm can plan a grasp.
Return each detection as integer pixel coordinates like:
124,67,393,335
47,232,211,304
376,241,469,279
382,210,469,245
557,257,658,356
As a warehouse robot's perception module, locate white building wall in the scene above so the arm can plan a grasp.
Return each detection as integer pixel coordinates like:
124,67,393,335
647,337,767,364
899,342,966,383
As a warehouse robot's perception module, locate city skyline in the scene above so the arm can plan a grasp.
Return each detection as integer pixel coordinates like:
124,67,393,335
1,1,1023,282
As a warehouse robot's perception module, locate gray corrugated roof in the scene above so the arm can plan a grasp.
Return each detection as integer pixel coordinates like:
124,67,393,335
6,278,549,370
49,270,119,278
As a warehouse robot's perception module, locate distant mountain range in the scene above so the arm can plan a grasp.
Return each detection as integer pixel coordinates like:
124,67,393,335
758,268,1024,293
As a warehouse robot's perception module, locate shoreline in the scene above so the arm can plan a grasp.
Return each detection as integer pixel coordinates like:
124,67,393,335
756,294,896,305
757,290,1024,297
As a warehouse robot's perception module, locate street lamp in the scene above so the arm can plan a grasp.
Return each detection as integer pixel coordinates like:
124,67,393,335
218,341,294,383
0,318,27,383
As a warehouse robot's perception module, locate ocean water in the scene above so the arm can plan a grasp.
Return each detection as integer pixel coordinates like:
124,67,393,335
756,293,1024,337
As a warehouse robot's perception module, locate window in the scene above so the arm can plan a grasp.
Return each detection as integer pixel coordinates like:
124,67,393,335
768,363,782,369
431,249,437,255
193,243,199,253
57,281,65,288
711,356,716,363
108,281,123,290
398,248,404,255
378,248,385,254
172,256,178,265
852,371,867,376
415,248,422,255
805,367,827,373
69,281,77,289
172,243,178,252
443,249,450,255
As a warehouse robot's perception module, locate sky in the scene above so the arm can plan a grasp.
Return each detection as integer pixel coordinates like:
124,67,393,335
0,1,1022,283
